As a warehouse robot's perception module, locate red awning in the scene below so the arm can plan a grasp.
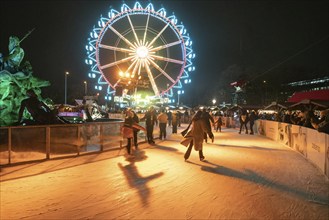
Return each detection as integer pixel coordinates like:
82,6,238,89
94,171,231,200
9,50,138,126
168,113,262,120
288,89,329,103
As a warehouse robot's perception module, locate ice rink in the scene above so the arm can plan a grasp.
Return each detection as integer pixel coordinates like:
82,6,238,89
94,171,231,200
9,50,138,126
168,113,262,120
1,126,328,219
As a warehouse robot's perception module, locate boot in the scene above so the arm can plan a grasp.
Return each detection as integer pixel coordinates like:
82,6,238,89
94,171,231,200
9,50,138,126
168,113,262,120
199,150,205,161
184,142,193,161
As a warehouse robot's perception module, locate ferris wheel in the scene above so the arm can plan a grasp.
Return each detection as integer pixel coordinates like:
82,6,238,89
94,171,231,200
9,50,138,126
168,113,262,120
85,2,195,102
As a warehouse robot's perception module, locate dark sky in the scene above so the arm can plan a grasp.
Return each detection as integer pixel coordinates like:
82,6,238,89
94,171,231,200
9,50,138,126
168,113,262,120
1,0,328,104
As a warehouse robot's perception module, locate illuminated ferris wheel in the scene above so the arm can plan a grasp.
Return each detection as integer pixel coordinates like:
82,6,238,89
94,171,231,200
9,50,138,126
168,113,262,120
85,2,195,102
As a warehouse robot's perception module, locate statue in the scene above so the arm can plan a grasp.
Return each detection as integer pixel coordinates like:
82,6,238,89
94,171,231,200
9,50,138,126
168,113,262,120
0,29,53,126
16,89,64,125
0,53,4,71
7,36,24,70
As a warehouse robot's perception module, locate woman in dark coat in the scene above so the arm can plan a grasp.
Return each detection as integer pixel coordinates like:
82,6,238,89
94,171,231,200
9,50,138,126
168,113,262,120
239,109,249,134
249,111,257,135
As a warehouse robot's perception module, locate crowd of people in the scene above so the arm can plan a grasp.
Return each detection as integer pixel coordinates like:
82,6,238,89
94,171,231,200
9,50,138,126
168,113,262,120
120,106,219,161
14,89,329,159
257,109,329,134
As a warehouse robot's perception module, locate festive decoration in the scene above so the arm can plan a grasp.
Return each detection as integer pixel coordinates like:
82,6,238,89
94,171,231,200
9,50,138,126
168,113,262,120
86,2,195,103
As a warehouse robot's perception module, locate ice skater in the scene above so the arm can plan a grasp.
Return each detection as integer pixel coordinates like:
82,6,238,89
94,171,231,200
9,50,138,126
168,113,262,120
140,106,157,144
181,110,212,161
215,114,223,132
122,109,145,155
239,109,249,134
202,108,214,143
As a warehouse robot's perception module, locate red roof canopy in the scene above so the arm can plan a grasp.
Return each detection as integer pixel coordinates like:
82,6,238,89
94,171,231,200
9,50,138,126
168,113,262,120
288,89,329,103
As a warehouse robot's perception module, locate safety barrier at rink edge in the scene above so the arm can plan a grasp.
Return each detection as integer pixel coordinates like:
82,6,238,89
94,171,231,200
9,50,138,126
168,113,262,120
253,120,329,179
0,121,150,166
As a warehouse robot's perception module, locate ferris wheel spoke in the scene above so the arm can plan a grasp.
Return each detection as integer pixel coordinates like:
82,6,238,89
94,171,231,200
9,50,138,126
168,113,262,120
98,43,134,53
147,58,176,84
113,79,122,88
126,14,140,45
149,40,182,52
137,59,143,76
100,55,134,70
126,58,139,73
148,22,170,47
131,59,141,76
150,54,184,65
145,62,159,96
143,13,150,45
109,26,136,49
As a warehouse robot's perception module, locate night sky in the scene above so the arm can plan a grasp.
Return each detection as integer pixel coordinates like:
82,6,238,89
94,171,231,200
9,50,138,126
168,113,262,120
1,0,328,105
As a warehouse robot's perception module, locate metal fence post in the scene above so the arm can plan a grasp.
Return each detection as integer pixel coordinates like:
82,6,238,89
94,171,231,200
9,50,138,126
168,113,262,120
46,126,50,159
100,124,104,152
8,127,12,164
77,125,81,156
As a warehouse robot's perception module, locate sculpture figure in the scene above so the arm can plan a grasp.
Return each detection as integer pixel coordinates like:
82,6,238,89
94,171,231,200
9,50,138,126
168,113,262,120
0,29,55,126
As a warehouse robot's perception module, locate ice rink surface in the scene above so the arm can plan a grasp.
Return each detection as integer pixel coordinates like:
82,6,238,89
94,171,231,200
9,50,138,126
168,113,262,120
1,126,328,219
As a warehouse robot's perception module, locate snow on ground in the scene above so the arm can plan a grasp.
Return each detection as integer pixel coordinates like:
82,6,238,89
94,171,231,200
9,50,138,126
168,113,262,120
1,126,328,219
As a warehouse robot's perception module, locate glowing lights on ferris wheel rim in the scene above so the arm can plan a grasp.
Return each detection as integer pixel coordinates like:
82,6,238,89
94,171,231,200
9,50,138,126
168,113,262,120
85,1,195,100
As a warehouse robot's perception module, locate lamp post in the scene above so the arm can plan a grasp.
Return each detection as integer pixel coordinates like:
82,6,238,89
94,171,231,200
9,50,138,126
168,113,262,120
263,80,267,105
65,71,69,104
84,81,87,96
212,98,216,106
177,90,184,106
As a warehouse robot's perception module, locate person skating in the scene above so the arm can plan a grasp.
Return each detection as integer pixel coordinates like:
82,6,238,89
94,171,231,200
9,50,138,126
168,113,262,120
141,106,158,144
131,110,140,149
249,110,257,135
122,109,145,155
239,109,249,134
215,114,223,132
172,111,178,134
157,109,168,140
202,108,214,143
181,110,212,161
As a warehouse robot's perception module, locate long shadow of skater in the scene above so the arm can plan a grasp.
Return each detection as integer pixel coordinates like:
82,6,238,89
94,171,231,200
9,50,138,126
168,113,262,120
218,144,285,151
118,150,164,207
186,160,329,205
150,144,184,155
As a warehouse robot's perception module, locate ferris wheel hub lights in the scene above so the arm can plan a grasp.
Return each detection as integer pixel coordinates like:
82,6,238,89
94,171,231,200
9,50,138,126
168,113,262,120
136,46,149,58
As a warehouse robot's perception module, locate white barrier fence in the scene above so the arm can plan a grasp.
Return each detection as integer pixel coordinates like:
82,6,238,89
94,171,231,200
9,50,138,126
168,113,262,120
217,116,328,179
254,120,329,179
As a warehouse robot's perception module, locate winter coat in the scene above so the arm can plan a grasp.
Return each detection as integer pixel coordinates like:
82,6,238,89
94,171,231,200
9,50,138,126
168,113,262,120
141,110,158,126
157,112,168,123
239,113,249,124
122,116,146,138
215,116,223,126
180,118,210,151
122,116,134,138
172,113,178,124
202,111,214,130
